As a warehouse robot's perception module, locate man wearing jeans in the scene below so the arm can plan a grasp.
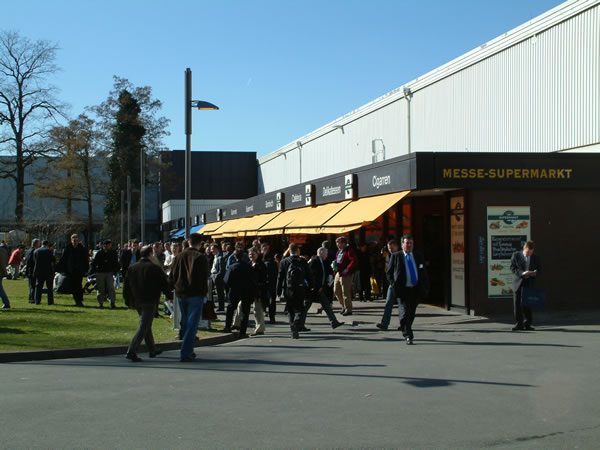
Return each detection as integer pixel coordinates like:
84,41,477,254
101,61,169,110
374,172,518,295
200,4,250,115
333,236,358,316
169,233,209,362
123,245,173,362
376,239,400,331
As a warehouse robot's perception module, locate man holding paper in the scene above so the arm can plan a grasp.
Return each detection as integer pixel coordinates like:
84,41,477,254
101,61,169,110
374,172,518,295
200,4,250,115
510,240,541,331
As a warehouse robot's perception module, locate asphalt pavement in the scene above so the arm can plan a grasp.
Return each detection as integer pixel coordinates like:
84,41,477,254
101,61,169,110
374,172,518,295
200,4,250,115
2,299,600,449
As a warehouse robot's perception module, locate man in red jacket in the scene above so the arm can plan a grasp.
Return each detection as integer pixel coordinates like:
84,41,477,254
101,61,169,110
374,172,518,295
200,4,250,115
333,236,358,316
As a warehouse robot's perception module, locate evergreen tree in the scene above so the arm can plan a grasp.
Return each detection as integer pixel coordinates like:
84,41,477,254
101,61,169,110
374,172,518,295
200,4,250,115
104,90,146,226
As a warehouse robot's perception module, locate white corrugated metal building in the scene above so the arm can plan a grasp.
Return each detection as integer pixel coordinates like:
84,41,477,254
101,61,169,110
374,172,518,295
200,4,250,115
201,0,600,315
257,0,599,194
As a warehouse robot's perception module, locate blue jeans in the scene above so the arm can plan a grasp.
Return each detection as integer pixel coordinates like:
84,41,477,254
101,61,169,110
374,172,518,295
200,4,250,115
380,286,397,327
0,277,10,307
179,296,206,358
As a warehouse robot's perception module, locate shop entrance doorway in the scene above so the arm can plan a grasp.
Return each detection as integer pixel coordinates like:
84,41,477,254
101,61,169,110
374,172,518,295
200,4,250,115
423,215,446,307
413,195,448,308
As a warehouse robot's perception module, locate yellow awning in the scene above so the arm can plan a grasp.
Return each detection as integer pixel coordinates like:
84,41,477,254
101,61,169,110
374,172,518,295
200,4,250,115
284,201,351,234
319,191,410,234
200,220,228,235
211,217,251,238
240,211,282,236
256,207,308,235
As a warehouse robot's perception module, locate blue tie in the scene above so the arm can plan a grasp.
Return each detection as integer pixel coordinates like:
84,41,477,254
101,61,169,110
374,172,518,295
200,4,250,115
406,253,417,285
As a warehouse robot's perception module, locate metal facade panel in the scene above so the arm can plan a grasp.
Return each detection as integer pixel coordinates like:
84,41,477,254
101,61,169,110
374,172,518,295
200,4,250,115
259,101,407,193
257,3,599,193
411,4,599,153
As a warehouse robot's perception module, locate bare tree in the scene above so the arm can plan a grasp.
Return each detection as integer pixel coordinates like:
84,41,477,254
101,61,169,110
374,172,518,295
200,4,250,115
0,30,65,223
32,114,103,245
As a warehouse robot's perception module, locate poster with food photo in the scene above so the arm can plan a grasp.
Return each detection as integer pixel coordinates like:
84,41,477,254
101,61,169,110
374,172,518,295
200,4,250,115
486,207,531,298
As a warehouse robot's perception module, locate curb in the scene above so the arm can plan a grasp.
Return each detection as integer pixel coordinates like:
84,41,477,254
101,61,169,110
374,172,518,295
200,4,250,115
0,333,239,364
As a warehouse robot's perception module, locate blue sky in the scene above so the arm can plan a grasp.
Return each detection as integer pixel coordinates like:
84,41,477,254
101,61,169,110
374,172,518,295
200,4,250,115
1,0,564,157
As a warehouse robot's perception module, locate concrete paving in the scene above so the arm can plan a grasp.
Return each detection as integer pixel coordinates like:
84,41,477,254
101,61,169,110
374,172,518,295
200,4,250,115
2,300,600,449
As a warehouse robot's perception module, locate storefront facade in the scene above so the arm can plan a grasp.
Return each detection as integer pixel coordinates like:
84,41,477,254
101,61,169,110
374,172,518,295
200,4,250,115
200,152,600,315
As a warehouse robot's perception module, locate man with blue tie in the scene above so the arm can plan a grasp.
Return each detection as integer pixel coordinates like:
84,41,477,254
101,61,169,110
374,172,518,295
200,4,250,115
386,235,430,345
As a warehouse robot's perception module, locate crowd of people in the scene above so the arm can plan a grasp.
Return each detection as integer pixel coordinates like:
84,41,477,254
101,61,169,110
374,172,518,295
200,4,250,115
0,233,431,358
0,231,541,360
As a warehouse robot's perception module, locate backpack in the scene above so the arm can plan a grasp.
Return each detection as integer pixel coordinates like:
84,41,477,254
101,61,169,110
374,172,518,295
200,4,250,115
286,256,305,292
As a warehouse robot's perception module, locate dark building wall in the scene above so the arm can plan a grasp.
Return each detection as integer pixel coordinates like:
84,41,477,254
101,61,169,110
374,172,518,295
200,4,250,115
160,151,258,202
467,188,600,315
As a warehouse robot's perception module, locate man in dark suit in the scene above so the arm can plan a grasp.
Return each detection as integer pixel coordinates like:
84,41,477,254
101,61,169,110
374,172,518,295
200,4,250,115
58,234,89,307
25,239,41,303
299,247,344,330
386,235,430,345
223,250,256,339
276,243,314,339
33,240,55,305
510,240,541,331
123,245,173,362
120,240,140,279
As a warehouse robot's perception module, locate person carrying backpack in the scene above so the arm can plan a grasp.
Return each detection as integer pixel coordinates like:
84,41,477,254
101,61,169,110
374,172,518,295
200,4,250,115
276,243,314,339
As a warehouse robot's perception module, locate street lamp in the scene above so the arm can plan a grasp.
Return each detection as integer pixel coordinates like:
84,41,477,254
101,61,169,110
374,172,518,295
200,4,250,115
184,67,219,240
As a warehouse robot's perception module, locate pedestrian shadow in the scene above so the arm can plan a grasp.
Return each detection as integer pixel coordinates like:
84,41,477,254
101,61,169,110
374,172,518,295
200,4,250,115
226,344,341,350
3,308,84,314
23,358,536,389
0,327,27,334
416,338,581,348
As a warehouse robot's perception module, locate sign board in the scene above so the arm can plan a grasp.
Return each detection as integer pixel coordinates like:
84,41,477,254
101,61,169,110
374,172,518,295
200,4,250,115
486,207,531,298
450,196,465,307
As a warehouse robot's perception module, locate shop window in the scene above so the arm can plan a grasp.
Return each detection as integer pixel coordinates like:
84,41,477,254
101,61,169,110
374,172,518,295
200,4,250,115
388,207,397,238
403,202,412,235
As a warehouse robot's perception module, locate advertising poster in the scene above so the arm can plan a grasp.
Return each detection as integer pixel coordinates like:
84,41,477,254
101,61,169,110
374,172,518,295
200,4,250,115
450,196,465,307
487,207,531,298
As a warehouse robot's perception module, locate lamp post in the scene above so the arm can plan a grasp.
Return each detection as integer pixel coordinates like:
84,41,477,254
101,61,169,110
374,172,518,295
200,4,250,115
184,68,219,240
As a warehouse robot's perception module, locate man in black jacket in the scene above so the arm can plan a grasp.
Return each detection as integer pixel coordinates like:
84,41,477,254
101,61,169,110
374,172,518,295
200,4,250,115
386,235,430,345
91,240,120,309
210,244,227,312
510,240,541,331
33,240,55,305
300,247,344,330
120,240,140,279
25,239,41,304
261,242,278,324
58,234,89,307
123,245,173,362
223,250,256,338
276,243,314,339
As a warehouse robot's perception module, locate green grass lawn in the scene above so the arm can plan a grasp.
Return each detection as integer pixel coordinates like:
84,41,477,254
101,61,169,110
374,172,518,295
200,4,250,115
0,278,221,352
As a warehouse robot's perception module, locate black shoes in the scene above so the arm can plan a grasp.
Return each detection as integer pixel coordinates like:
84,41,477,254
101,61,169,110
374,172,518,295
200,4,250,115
342,311,352,316
406,337,414,345
524,325,535,331
291,326,299,339
250,331,264,336
149,350,163,358
1,304,10,309
512,325,524,331
180,352,196,362
376,323,388,331
126,354,143,362
332,321,344,329
300,327,311,332
110,303,116,309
